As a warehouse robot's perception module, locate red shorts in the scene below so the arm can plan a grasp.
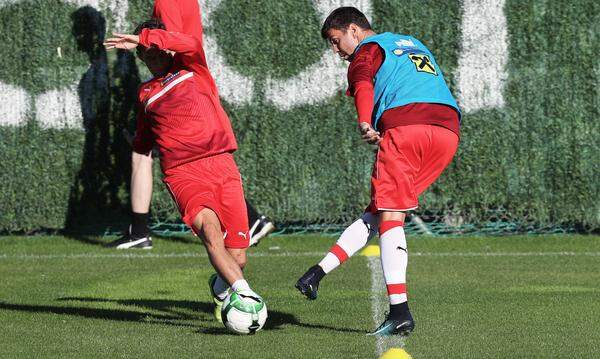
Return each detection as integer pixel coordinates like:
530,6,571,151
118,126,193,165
368,124,459,212
163,152,249,249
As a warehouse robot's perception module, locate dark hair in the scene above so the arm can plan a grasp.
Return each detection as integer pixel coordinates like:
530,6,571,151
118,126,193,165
321,7,371,39
133,18,166,36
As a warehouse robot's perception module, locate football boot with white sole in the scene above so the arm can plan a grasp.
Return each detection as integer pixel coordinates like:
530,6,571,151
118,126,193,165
105,226,152,249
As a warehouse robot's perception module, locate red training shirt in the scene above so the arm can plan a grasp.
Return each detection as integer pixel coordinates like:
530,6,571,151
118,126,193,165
347,43,460,136
132,29,237,171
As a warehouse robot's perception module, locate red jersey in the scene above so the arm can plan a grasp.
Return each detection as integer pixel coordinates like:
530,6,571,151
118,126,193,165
347,43,460,136
152,0,209,69
133,29,237,171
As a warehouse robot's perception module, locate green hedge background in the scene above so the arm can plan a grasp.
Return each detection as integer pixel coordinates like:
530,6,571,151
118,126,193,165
0,0,598,233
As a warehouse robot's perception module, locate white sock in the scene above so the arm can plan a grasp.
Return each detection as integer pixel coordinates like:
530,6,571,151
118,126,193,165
318,212,379,273
231,279,251,292
212,274,230,300
379,221,408,305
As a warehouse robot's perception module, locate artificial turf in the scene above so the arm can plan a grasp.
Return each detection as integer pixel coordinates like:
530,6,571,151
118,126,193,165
0,234,599,358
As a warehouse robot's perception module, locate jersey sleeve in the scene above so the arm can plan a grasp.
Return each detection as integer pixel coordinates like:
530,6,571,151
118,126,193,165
152,0,184,32
347,43,384,126
132,106,154,155
139,28,201,56
352,83,375,126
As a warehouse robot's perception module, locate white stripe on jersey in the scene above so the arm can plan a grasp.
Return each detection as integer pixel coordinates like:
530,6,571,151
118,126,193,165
145,72,194,111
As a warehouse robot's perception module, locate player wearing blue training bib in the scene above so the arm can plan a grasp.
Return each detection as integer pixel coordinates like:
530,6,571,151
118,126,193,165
296,7,460,337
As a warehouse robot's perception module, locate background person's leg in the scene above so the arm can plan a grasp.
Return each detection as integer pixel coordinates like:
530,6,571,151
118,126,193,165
107,151,153,249
130,151,153,220
246,200,275,246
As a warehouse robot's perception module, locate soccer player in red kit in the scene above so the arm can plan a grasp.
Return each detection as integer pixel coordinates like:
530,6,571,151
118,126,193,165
109,0,274,251
108,0,209,251
296,7,460,336
103,19,264,321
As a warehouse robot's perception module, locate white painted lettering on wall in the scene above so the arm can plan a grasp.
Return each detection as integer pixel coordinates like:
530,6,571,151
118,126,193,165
0,0,128,130
456,0,508,113
0,0,507,130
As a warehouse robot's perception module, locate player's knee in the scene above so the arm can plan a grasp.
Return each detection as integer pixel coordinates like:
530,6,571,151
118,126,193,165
193,209,225,249
234,255,247,270
228,249,247,269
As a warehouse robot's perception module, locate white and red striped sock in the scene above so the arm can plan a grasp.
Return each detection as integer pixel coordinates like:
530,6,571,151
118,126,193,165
318,212,379,274
379,220,408,305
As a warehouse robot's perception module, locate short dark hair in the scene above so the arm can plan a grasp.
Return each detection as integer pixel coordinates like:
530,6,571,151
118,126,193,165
321,7,371,39
133,18,166,36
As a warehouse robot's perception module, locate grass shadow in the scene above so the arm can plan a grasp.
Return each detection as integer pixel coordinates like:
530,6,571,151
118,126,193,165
2,297,365,334
0,301,199,328
62,234,107,247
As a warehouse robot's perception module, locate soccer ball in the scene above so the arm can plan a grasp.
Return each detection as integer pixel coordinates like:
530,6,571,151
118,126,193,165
221,290,268,334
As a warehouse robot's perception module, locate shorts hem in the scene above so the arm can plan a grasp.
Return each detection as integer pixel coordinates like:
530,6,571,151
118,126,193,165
183,205,248,249
377,206,418,212
182,205,208,233
224,241,249,249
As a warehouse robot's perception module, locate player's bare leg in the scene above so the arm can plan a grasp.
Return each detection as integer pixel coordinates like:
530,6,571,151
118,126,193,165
131,151,153,214
207,246,249,322
209,248,247,297
296,212,378,299
193,208,247,286
196,208,256,322
226,248,247,270
107,151,153,249
369,210,415,336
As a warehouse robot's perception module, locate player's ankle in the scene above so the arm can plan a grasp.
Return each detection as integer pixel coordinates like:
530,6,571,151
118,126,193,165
231,279,251,292
131,212,150,237
311,265,326,282
389,301,410,319
211,274,230,300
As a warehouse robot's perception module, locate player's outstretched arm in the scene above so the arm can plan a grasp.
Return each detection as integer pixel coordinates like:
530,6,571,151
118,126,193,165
104,33,140,50
138,29,200,56
104,30,201,60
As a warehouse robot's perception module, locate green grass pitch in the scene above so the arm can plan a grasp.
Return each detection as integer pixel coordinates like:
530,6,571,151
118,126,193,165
1,234,599,358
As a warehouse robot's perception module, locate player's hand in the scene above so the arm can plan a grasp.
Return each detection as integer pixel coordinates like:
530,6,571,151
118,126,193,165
104,33,140,50
359,122,382,145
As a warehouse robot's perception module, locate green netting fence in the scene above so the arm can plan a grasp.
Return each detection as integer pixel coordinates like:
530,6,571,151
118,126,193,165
0,0,598,236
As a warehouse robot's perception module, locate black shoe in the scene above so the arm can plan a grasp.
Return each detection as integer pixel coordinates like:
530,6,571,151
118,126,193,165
105,226,152,249
249,216,275,247
368,310,415,336
295,265,324,300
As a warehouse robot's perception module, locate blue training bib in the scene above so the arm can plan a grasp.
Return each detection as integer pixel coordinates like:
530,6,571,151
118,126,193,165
356,32,460,130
